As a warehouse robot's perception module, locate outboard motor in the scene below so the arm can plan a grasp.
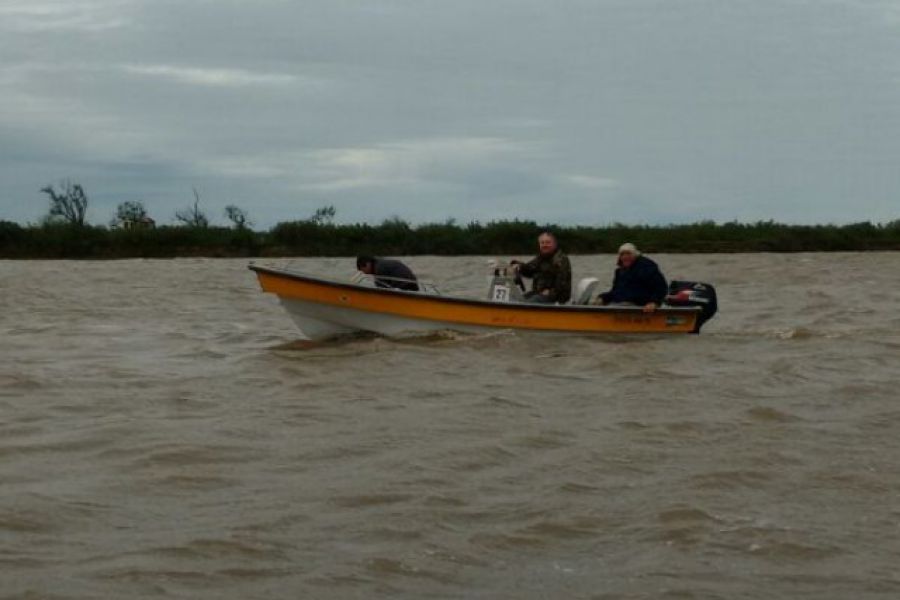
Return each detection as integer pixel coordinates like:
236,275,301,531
574,277,601,305
487,264,525,303
666,281,718,333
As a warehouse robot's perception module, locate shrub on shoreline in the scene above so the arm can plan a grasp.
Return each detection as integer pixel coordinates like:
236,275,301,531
1,219,899,259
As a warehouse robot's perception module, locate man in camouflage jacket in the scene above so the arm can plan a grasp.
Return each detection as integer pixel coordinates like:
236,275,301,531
511,231,572,303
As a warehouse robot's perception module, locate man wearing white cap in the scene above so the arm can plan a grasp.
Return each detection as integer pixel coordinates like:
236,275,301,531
597,243,668,312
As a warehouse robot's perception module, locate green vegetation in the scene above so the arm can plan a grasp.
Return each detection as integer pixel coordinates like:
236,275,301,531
2,181,898,258
2,217,900,259
111,200,149,227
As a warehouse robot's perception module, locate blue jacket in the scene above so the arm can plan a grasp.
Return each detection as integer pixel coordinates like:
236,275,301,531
600,255,668,305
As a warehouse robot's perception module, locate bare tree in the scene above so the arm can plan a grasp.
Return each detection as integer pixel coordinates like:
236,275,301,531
175,188,209,228
40,180,88,225
310,205,336,225
224,205,251,230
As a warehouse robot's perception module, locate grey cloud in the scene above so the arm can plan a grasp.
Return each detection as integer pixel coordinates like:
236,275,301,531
2,0,900,227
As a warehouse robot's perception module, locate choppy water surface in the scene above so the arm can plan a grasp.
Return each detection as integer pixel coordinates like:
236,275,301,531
2,254,900,599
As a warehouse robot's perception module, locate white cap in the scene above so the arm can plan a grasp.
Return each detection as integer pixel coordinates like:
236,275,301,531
618,242,640,256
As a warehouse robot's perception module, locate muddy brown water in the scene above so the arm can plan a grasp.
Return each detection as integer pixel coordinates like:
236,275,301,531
2,254,900,599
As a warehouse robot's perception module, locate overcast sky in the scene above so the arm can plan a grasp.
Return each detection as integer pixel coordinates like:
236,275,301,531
2,0,899,227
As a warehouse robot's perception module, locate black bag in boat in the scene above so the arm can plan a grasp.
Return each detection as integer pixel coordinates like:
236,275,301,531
666,281,718,333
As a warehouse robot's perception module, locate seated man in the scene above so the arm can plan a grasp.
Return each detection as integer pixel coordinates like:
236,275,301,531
510,231,572,304
597,243,668,312
356,255,419,291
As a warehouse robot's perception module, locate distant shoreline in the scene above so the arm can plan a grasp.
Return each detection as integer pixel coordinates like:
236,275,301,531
2,219,899,259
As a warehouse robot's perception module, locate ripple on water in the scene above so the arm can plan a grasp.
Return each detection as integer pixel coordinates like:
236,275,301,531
510,432,573,450
690,470,773,490
744,406,800,423
0,509,58,534
479,395,533,409
422,494,468,508
0,374,44,391
329,493,414,509
520,516,610,540
658,506,722,525
127,443,265,468
0,495,109,538
440,443,519,472
557,481,600,495
651,506,724,548
364,557,458,585
147,473,241,492
809,471,892,494
744,540,845,561
468,532,547,550
139,538,291,561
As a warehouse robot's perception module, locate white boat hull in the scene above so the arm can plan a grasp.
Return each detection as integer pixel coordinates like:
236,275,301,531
280,298,490,340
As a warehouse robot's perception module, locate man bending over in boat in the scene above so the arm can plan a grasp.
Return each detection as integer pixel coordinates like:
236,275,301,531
596,243,667,312
510,231,572,304
356,255,420,291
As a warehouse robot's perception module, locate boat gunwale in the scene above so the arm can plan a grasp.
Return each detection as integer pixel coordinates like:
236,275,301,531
248,264,701,315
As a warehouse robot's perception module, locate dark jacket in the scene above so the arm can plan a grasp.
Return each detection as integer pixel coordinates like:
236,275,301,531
600,255,668,305
520,250,572,303
373,258,419,291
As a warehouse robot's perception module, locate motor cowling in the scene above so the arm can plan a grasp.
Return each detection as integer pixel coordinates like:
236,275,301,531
487,266,525,303
666,281,718,333
574,277,601,305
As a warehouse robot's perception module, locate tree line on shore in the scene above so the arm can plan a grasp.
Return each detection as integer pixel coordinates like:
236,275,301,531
1,181,899,258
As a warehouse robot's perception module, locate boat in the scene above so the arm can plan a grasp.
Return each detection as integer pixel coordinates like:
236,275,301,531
249,263,717,340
